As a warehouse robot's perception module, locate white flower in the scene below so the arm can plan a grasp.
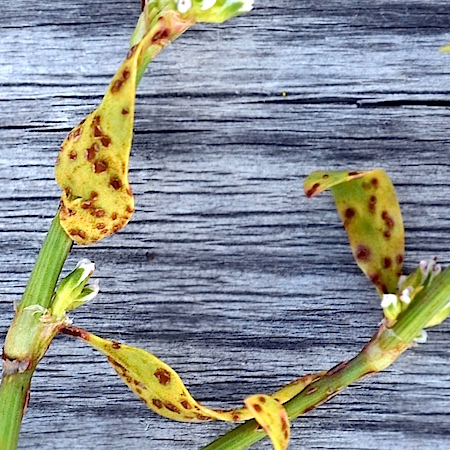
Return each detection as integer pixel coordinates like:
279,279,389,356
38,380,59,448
239,0,254,12
201,0,216,10
400,287,413,304
76,258,95,282
414,329,428,344
177,0,192,14
381,294,398,308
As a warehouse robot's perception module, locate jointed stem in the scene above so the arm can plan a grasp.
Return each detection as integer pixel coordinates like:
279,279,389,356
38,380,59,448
203,269,450,450
0,214,72,450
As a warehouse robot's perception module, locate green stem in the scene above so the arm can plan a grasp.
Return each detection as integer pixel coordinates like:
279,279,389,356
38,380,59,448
0,372,33,450
0,213,72,450
203,269,450,450
19,214,72,310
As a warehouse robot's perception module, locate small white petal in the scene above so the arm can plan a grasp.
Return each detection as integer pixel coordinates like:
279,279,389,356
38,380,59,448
399,287,413,304
177,0,192,14
414,329,428,344
239,0,254,12
201,0,216,10
76,258,95,281
80,279,100,303
381,294,398,308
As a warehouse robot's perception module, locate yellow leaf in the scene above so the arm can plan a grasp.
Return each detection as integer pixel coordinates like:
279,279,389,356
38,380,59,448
66,326,323,423
55,11,193,244
305,169,404,295
244,394,290,450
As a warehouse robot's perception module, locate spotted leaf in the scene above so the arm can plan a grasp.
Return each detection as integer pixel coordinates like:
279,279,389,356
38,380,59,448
305,169,404,295
55,11,194,244
68,327,321,423
244,394,290,450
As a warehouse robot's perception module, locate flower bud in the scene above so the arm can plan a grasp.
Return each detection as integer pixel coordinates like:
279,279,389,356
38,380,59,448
51,259,98,318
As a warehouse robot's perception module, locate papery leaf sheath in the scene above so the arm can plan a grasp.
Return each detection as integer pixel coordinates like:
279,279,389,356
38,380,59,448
244,394,290,450
305,169,404,295
73,328,321,423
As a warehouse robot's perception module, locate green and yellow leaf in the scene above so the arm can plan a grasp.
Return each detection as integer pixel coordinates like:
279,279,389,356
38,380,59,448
244,394,290,450
68,327,322,424
55,11,193,244
305,169,404,295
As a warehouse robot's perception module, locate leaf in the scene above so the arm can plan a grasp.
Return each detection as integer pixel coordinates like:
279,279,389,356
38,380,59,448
305,169,404,295
67,327,322,423
440,44,450,52
244,394,290,450
55,11,193,244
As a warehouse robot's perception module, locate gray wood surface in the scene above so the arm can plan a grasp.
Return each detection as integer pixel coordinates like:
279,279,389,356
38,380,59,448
1,0,449,449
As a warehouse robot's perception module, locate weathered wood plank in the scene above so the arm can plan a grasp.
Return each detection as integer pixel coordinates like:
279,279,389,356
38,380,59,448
0,0,449,449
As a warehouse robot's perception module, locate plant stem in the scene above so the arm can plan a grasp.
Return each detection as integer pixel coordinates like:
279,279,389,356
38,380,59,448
203,269,450,450
0,213,72,450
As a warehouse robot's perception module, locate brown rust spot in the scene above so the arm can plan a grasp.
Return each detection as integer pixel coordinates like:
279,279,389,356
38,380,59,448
355,245,371,262
383,257,392,269
101,136,111,147
154,368,171,385
348,171,360,176
60,325,89,340
81,201,92,209
345,207,355,219
232,414,240,421
122,68,130,80
122,107,130,115
152,28,170,42
258,396,266,403
96,223,106,230
110,177,122,190
126,187,133,196
181,400,192,410
381,210,394,229
113,225,120,232
281,416,288,431
327,360,349,376
368,195,377,214
322,173,329,179
94,208,105,218
111,80,124,93
152,399,163,409
165,403,180,414
126,205,134,213
73,127,82,142
91,191,99,200
306,182,320,198
396,254,404,264
85,143,99,161
371,177,379,188
94,161,108,173
384,230,391,239
127,44,138,59
69,229,86,239
370,273,381,286
111,212,118,220
196,413,210,421
93,125,103,137
306,386,318,395
112,341,121,349
253,404,262,413
69,150,77,160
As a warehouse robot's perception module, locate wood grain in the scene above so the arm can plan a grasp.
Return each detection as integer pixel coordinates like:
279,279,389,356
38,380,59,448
0,1,449,449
